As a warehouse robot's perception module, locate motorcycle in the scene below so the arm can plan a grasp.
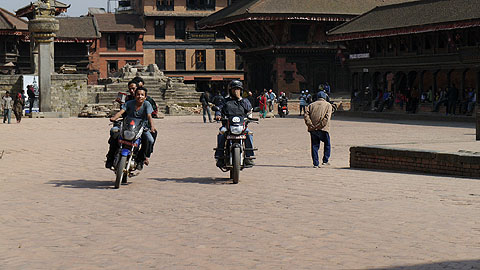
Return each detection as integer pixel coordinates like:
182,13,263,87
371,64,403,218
110,117,144,189
278,103,289,118
214,115,258,184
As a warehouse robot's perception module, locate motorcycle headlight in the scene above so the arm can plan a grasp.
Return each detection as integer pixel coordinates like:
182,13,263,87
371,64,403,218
123,130,136,141
230,125,244,135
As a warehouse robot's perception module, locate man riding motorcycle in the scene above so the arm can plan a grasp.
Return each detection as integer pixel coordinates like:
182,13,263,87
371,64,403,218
214,80,255,167
277,92,288,116
106,87,157,170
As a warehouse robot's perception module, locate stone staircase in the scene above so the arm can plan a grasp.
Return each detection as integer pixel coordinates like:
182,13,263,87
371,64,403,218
95,77,200,114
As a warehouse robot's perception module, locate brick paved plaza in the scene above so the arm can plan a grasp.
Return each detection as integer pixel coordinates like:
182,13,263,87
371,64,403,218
1,115,480,270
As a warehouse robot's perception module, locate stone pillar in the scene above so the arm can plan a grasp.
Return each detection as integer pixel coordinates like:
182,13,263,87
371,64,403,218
28,0,59,112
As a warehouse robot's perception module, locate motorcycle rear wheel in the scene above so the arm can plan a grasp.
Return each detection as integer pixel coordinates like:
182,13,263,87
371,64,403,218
232,147,241,184
115,156,128,189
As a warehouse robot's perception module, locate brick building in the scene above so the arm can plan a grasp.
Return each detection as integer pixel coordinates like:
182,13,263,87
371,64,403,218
91,13,145,79
130,0,243,92
55,17,100,75
327,0,480,110
0,8,29,74
199,0,413,96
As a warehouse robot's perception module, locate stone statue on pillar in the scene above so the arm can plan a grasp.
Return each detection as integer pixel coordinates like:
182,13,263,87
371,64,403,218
28,0,59,112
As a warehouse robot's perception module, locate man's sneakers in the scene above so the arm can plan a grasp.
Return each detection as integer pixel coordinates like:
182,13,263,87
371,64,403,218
105,158,114,169
216,157,255,167
244,158,255,167
136,161,143,171
216,158,225,168
136,158,149,171
313,162,330,168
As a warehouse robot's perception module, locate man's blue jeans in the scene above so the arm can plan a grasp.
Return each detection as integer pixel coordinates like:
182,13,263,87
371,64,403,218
3,109,11,124
215,128,254,158
310,130,330,166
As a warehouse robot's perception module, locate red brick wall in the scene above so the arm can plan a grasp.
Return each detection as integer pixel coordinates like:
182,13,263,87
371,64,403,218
90,33,144,79
350,146,480,178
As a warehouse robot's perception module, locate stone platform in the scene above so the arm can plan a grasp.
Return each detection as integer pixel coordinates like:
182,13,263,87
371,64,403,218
350,142,480,179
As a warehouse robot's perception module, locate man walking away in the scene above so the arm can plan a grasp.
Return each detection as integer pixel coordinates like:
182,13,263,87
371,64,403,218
304,91,332,168
200,90,212,123
27,85,36,114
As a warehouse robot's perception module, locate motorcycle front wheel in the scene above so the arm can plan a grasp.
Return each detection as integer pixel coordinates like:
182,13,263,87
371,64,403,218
232,147,241,184
115,156,128,189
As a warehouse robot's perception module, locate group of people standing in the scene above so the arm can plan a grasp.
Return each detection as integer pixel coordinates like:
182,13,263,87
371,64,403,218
353,84,476,115
1,85,37,124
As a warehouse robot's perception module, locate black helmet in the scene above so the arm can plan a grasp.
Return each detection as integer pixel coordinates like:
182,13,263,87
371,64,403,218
229,80,243,91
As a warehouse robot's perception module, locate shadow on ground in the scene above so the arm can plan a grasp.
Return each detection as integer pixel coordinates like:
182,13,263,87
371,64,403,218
47,179,115,189
150,177,233,185
345,167,480,181
366,259,480,270
256,164,313,169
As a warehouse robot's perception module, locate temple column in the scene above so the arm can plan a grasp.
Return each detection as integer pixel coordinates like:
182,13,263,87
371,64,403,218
28,0,59,112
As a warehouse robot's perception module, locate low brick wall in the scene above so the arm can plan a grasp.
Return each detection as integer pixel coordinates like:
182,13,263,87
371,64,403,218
350,146,480,178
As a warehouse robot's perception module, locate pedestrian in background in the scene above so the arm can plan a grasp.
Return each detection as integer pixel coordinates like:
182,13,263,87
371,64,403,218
267,89,276,112
27,85,36,113
304,91,332,168
299,90,307,115
212,90,225,107
200,90,212,123
259,92,268,118
447,84,459,115
246,91,255,110
2,91,13,124
13,93,24,123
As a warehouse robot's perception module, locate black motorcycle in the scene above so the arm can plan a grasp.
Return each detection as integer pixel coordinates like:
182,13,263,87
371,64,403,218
277,103,289,118
110,117,145,189
214,115,258,184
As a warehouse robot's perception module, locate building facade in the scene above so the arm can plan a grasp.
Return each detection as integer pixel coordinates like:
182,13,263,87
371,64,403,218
328,0,480,110
132,0,243,92
91,13,145,79
0,8,29,74
199,0,413,96
55,17,100,76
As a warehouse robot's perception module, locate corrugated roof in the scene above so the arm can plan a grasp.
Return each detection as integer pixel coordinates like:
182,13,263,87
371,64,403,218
0,8,28,31
57,17,100,39
94,13,145,33
199,0,416,28
328,0,480,39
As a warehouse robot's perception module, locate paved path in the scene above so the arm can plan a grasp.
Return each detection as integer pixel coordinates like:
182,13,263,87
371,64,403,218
1,116,480,270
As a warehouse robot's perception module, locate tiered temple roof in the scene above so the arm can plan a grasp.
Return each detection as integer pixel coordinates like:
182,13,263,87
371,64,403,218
199,0,417,28
328,0,480,41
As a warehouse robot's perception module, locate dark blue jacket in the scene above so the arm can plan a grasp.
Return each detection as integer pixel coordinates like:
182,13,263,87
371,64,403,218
215,96,252,118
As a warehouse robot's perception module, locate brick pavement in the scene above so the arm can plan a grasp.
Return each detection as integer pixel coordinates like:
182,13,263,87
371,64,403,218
0,116,479,270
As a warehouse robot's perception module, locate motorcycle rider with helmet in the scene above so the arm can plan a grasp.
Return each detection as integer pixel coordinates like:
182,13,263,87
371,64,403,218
214,80,255,167
277,92,289,116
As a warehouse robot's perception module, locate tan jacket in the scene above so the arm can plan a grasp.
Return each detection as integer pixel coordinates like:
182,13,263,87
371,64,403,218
304,98,332,132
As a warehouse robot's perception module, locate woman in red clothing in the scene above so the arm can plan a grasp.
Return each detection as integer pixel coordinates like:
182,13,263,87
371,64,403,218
258,92,268,118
